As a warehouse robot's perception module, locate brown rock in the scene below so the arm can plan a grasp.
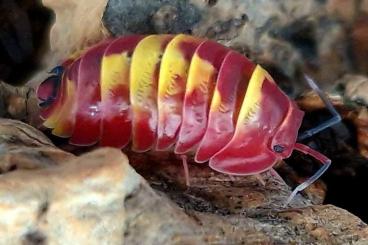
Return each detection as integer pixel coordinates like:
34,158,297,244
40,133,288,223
0,118,73,172
0,150,139,244
126,151,313,213
0,81,40,127
326,0,358,23
277,205,368,244
351,15,368,74
363,0,368,13
353,107,368,158
344,74,368,105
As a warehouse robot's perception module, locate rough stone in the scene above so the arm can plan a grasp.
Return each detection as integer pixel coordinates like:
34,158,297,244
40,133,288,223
343,74,368,105
0,81,40,127
0,118,73,172
0,146,367,244
0,149,138,244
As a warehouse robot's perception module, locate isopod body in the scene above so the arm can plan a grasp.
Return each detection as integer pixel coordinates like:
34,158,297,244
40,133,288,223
37,34,334,186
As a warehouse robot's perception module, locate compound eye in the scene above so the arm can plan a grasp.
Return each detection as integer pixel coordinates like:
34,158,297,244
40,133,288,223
49,66,64,76
273,144,285,153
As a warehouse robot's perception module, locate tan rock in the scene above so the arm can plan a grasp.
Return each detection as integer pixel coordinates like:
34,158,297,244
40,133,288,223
0,118,73,172
277,205,368,244
0,81,41,127
344,74,368,105
326,0,357,23
0,149,133,244
362,0,368,14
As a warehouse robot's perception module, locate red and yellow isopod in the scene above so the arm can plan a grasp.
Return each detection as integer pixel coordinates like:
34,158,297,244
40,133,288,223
37,34,341,204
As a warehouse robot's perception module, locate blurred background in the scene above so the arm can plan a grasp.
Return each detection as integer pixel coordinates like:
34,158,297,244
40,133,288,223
0,0,50,85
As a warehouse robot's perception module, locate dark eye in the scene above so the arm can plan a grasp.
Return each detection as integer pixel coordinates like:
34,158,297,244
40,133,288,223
49,66,64,76
273,144,285,153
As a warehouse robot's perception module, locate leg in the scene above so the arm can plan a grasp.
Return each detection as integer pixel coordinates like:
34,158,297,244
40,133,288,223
298,75,341,141
284,143,331,206
269,168,287,185
228,174,236,181
255,174,266,186
180,155,191,187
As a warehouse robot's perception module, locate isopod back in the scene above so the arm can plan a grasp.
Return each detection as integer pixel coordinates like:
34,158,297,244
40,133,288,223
37,34,341,204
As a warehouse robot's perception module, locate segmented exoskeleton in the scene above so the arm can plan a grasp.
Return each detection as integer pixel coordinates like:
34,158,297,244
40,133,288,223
37,34,341,204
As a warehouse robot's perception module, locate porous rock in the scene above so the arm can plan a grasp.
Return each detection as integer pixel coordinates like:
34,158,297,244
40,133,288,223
0,118,72,172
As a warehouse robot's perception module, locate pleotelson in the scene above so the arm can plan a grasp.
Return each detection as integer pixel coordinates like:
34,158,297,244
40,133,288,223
38,34,304,176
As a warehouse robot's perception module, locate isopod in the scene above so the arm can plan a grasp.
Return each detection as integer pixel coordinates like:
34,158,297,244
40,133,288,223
37,34,341,204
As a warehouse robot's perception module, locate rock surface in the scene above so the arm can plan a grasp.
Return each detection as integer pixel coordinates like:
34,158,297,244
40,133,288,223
0,81,40,127
0,118,72,173
0,119,368,244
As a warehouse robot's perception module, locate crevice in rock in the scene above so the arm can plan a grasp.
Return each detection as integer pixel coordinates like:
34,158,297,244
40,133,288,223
22,231,46,245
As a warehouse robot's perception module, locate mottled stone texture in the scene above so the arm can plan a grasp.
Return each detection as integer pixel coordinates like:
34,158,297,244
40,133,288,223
103,0,201,35
0,81,40,126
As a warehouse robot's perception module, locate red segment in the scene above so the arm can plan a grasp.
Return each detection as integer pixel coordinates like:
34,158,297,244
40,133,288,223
175,40,229,154
156,75,186,150
195,52,256,162
69,40,112,146
209,78,290,175
156,36,203,150
209,129,278,175
100,35,143,148
100,85,132,148
130,35,173,152
132,65,161,152
270,102,304,158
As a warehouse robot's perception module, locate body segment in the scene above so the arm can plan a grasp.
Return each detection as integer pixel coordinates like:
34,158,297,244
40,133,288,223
100,35,144,148
130,34,173,152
